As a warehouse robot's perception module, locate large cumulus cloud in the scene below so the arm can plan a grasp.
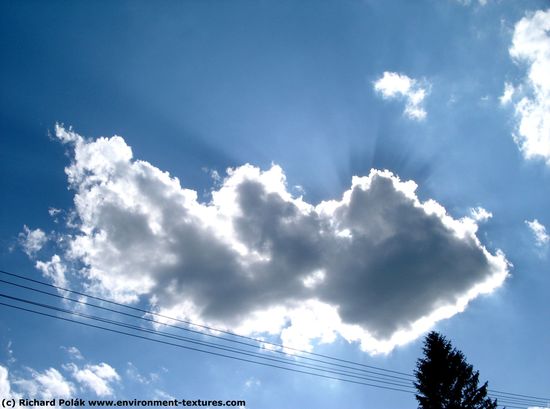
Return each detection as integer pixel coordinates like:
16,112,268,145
40,126,508,354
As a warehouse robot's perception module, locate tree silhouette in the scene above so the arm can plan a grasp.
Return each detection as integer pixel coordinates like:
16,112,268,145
414,332,499,409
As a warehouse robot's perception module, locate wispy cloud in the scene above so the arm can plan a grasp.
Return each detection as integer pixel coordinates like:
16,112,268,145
65,363,120,397
61,346,84,361
18,226,47,257
455,0,489,6
35,255,68,288
470,207,493,223
526,219,550,247
500,82,515,105
126,362,159,385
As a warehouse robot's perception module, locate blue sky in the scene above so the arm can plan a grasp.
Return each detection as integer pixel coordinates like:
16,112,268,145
1,1,549,408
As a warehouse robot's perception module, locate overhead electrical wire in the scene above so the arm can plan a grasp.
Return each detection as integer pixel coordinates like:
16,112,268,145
1,270,547,408
0,269,413,377
0,269,548,408
0,278,412,383
490,388,550,404
0,300,535,409
0,296,536,409
0,301,417,395
0,269,420,378
0,292,415,390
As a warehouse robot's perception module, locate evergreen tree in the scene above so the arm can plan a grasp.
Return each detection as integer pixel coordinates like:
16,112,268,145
414,332,499,409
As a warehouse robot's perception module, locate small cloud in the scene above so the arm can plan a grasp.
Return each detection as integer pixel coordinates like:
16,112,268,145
14,367,74,400
2,358,123,403
55,123,83,144
61,346,84,361
302,270,326,289
244,377,261,389
448,94,457,106
210,170,221,182
66,362,120,397
126,362,159,385
526,219,550,247
373,72,429,120
19,226,48,257
202,167,222,184
455,0,489,6
48,207,63,223
35,254,68,288
470,207,493,222
6,341,16,365
48,207,62,217
154,389,175,400
293,185,306,196
500,82,515,105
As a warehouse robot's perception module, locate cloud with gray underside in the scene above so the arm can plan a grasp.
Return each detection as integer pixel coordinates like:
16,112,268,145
35,126,508,354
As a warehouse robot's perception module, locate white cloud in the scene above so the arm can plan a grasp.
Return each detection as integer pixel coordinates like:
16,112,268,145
456,0,489,7
0,366,13,398
526,219,550,246
49,207,62,217
62,346,84,360
500,82,515,105
373,71,429,120
456,0,489,6
153,389,175,400
35,254,68,288
19,225,47,257
2,350,124,404
49,207,63,223
126,362,159,385
244,377,261,388
6,340,16,365
508,9,550,164
13,368,74,400
302,269,326,289
469,207,493,222
66,363,120,397
43,127,509,354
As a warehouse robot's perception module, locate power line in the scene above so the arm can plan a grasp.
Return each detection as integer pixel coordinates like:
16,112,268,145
3,299,534,409
2,292,545,409
0,269,547,408
489,388,549,404
490,388,550,403
0,292,416,390
0,301,416,395
0,278,412,383
0,269,413,378
494,395,550,407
